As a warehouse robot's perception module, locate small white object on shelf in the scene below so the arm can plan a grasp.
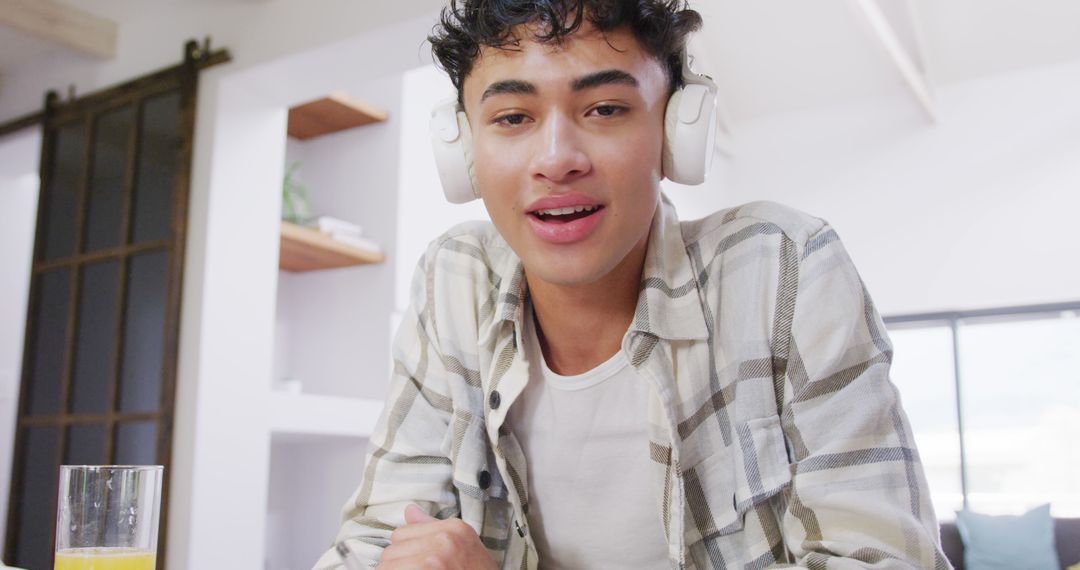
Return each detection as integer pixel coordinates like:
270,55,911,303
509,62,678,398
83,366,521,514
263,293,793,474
308,216,363,239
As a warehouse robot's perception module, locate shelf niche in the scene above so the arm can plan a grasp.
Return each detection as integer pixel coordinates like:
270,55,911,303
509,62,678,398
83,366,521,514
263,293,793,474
286,91,388,140
279,221,384,272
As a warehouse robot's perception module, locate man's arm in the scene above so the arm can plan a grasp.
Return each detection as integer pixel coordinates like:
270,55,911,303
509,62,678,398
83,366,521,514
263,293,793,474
778,224,951,569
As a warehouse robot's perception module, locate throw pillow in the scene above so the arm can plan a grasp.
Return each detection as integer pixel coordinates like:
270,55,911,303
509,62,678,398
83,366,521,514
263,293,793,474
955,504,1060,570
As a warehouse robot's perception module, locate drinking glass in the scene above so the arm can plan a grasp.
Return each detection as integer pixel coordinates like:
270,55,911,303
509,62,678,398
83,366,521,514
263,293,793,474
54,465,163,570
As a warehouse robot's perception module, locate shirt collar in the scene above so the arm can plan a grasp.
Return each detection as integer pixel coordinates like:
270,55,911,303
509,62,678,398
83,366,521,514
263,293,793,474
628,194,709,341
484,193,709,344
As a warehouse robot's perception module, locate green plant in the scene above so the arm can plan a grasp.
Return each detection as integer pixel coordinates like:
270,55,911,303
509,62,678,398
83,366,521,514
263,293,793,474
282,160,312,223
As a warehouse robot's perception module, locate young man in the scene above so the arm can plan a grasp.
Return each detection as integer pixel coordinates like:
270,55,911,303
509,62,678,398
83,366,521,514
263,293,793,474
315,1,950,568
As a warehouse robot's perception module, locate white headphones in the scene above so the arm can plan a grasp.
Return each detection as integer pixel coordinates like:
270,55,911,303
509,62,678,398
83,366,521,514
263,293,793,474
429,50,718,204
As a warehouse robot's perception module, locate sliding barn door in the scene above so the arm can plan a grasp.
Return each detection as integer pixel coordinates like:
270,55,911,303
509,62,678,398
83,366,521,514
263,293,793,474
4,40,226,570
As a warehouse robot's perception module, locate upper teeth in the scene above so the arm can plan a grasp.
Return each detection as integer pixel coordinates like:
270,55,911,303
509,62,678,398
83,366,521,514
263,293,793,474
536,205,598,216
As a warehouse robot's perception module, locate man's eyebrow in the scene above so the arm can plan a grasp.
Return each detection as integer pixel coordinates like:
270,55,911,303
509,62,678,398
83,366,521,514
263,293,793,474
480,80,537,103
479,70,640,103
571,69,639,91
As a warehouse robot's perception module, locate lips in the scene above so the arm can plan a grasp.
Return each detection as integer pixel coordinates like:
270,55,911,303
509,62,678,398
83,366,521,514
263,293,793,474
525,194,605,244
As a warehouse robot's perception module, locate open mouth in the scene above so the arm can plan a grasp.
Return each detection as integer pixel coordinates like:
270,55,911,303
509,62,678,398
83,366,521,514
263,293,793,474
530,204,604,223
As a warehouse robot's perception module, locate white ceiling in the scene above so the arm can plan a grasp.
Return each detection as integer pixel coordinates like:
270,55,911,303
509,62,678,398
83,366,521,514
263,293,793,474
2,0,1080,122
690,0,1080,120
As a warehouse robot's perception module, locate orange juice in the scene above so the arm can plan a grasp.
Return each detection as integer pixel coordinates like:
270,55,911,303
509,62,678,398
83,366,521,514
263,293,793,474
54,547,155,570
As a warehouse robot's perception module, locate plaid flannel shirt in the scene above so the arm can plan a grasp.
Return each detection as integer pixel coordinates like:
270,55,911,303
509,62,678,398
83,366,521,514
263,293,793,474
314,197,951,570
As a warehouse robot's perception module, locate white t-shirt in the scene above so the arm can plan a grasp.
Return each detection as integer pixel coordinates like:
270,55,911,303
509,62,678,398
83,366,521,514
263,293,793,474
507,304,670,569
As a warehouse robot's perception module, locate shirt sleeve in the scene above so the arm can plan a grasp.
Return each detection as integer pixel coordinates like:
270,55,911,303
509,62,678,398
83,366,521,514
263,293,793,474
778,224,952,569
313,254,458,570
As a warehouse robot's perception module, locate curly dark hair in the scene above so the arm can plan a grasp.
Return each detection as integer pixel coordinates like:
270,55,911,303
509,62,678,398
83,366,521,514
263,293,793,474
429,0,703,107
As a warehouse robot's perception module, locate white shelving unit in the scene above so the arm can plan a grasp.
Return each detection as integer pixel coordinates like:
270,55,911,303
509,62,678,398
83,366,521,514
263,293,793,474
171,20,419,566
265,84,401,567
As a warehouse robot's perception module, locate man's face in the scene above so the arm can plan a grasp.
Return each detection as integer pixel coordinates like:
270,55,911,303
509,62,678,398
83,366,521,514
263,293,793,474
462,24,669,288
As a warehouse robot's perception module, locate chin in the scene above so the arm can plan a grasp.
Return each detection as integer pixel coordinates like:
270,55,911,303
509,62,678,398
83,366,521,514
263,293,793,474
523,253,618,288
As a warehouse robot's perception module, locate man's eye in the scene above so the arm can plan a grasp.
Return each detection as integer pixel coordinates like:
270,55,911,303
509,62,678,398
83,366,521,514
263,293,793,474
590,105,626,117
494,113,529,126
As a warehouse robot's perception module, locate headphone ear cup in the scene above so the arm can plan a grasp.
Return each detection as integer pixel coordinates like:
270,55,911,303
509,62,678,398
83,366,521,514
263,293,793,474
430,99,480,203
662,82,718,185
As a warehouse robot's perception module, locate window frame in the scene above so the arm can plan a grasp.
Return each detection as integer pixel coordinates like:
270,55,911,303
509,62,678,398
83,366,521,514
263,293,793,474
884,300,1080,512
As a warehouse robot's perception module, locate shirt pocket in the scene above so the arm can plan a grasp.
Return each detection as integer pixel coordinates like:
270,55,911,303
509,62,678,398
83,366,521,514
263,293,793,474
443,411,513,556
445,410,508,502
683,414,792,540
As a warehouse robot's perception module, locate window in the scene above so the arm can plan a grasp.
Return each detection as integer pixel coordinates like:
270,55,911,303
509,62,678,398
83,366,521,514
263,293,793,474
885,304,1080,521
957,312,1080,515
888,323,963,519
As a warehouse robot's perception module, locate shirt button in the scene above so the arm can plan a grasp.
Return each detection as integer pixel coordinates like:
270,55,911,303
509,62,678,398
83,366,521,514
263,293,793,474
478,469,491,490
489,391,501,410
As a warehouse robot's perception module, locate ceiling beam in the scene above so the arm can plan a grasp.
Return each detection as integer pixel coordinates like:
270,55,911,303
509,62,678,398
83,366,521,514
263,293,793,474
0,0,117,59
848,0,937,123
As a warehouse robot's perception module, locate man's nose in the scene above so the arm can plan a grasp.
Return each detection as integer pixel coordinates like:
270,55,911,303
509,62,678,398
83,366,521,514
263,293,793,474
530,112,591,186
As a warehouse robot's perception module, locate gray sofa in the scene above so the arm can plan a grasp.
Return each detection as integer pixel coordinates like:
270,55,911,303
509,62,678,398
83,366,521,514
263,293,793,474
940,518,1080,569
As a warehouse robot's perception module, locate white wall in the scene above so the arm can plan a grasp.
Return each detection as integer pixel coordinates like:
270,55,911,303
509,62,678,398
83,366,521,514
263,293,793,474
169,72,284,570
0,129,40,556
396,66,489,311
663,59,1080,315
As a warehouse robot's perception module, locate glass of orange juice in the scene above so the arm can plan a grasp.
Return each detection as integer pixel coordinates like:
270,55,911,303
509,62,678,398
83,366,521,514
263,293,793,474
54,465,163,570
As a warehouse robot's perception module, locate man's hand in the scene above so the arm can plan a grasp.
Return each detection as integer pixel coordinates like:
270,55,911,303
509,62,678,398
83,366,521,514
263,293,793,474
378,504,498,569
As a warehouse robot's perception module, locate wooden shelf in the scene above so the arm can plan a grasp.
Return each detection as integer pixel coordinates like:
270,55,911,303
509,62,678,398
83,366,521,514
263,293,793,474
279,221,383,272
287,91,388,140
